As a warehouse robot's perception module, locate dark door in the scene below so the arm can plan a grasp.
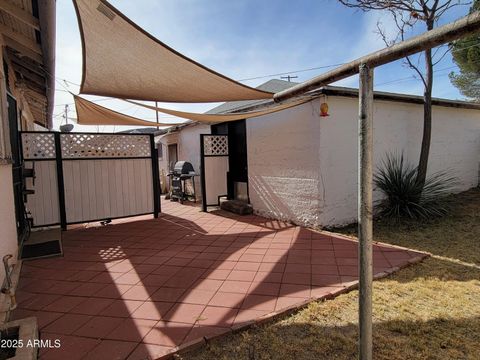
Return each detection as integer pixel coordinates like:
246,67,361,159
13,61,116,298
211,120,249,202
8,93,26,242
168,143,178,171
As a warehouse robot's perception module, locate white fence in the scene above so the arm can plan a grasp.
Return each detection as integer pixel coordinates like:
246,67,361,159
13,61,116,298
21,132,160,228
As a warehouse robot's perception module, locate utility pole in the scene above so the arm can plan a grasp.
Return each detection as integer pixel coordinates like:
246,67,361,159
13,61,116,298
280,75,298,82
155,101,159,130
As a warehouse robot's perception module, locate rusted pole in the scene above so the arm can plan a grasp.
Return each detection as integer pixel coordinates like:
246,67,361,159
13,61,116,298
274,11,480,102
358,63,374,360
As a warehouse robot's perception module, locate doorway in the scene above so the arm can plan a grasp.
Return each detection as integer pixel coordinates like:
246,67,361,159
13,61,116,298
211,119,249,202
168,143,178,171
8,93,27,242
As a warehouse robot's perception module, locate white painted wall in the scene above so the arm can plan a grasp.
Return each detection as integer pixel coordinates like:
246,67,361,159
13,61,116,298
247,101,322,226
157,124,211,201
247,96,480,227
0,164,19,283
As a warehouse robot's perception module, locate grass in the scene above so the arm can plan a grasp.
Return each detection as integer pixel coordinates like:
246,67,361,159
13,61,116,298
182,188,480,360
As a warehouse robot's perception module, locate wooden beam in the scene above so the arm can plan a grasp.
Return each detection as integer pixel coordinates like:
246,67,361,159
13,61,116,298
8,49,44,76
4,39,43,63
0,23,42,55
12,62,46,87
0,0,40,30
274,11,480,102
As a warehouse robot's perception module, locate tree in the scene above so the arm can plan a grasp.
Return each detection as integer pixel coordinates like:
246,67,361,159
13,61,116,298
449,0,480,101
338,0,467,188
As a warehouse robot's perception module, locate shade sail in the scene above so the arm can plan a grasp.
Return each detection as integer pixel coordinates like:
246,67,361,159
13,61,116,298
74,95,184,127
124,98,313,123
73,0,273,103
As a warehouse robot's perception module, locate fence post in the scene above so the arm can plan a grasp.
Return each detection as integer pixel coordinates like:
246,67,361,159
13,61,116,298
54,132,67,230
358,63,374,360
150,134,161,218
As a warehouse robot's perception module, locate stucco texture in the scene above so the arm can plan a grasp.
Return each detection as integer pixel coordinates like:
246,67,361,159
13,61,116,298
247,97,480,227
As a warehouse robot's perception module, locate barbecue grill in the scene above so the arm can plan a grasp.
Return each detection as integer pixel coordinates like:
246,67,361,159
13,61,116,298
168,161,197,203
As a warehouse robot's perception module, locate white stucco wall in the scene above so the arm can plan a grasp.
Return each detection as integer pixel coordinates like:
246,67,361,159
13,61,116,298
0,164,19,284
247,96,480,227
157,124,211,201
246,101,322,226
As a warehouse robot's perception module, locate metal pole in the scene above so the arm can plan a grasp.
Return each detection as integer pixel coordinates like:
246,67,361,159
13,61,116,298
274,11,480,102
155,101,159,130
358,63,374,360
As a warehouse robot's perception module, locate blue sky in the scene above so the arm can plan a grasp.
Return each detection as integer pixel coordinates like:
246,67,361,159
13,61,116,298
54,0,473,131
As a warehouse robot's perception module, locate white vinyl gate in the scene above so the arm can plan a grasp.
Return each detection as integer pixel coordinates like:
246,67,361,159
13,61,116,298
200,134,229,211
20,132,160,229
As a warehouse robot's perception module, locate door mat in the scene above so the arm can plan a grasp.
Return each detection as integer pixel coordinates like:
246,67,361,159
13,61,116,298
20,240,63,260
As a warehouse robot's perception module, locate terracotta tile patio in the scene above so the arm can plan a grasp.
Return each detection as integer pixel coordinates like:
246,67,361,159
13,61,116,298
12,200,427,359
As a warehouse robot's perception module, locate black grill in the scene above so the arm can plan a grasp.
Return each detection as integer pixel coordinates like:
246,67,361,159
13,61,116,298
168,161,196,203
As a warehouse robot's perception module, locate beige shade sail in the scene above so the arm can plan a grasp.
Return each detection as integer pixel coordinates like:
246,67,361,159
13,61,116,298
74,95,184,127
123,98,313,123
73,0,273,103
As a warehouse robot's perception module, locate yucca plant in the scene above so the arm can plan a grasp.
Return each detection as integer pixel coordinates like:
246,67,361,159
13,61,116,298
374,153,458,220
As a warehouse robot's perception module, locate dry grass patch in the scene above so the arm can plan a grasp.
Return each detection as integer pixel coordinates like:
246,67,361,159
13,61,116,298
183,189,480,360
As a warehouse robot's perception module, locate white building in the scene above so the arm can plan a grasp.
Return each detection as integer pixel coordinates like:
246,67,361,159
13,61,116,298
157,80,480,227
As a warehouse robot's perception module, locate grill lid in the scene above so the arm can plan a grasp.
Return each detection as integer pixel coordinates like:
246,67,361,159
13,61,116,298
173,161,195,175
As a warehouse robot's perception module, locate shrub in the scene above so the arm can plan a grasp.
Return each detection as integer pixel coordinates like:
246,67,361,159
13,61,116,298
374,153,458,220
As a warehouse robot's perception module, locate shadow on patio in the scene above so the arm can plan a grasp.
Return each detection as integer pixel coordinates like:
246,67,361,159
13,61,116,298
11,200,426,359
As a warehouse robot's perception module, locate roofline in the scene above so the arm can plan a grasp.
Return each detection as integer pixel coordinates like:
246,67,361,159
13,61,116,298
317,86,480,111
222,85,480,114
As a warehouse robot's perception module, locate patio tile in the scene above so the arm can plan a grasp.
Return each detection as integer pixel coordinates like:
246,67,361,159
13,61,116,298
18,293,61,310
279,283,311,299
122,285,158,301
208,292,245,308
70,298,114,315
241,294,276,312
227,270,256,282
150,287,186,302
22,310,63,329
11,199,426,359
275,296,305,311
191,279,223,292
248,282,281,296
219,280,251,294
282,272,311,285
74,316,124,338
312,274,342,286
39,333,100,360
43,314,92,335
184,325,230,343
164,303,205,324
143,321,192,347
312,264,339,275
202,269,232,280
43,296,86,313
180,289,216,305
197,306,238,327
106,318,157,342
127,343,172,360
131,301,174,320
84,339,138,360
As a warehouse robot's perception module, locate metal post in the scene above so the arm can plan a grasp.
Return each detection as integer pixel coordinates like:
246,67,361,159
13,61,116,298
155,101,159,130
358,63,373,360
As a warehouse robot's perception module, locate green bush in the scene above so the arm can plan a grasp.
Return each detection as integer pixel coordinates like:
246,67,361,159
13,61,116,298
374,153,458,220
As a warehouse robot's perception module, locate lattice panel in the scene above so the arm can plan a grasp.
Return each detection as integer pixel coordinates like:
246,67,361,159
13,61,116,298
204,135,228,156
60,134,151,159
21,133,56,159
